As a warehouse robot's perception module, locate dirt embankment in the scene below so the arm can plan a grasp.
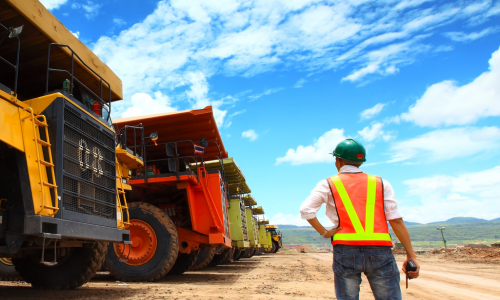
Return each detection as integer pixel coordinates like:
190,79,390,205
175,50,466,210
1,251,500,299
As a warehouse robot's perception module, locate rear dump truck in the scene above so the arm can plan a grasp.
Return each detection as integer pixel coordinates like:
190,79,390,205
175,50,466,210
241,197,261,258
106,108,232,281
265,225,282,253
253,207,269,255
195,158,251,261
0,0,140,289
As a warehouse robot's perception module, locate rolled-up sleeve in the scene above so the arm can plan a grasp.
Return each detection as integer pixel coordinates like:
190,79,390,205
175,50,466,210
382,179,404,220
300,180,329,220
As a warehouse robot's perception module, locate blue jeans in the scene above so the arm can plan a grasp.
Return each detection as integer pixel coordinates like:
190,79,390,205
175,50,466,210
333,245,402,300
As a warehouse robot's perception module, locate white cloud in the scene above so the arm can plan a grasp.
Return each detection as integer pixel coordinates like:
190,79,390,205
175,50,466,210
121,91,176,118
443,26,500,42
70,31,80,39
248,88,284,101
358,122,394,142
184,71,227,127
401,46,500,127
71,1,102,19
342,38,427,82
276,128,346,165
229,110,246,117
388,126,500,163
113,18,127,27
400,166,500,223
242,129,258,141
40,0,67,10
270,213,310,226
360,103,386,120
294,78,307,88
92,1,499,116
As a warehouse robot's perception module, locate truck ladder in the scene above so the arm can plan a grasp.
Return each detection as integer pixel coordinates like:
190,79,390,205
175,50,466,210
22,108,59,216
116,163,130,228
116,187,130,227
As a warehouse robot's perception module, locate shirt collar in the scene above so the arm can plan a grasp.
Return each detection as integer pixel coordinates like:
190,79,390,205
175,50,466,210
339,165,363,173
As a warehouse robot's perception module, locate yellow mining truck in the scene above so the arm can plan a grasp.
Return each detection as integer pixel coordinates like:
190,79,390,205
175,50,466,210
198,158,251,261
253,207,269,255
0,0,137,288
265,225,282,253
241,195,260,258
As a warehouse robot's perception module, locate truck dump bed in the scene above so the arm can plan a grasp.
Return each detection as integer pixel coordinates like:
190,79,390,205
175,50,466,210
113,106,228,161
196,157,251,195
0,0,122,101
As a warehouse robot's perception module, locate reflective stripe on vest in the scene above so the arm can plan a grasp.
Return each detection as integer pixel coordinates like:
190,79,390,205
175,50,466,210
328,174,392,246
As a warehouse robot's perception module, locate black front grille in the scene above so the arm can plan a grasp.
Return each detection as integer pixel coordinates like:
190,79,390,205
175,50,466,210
62,104,116,219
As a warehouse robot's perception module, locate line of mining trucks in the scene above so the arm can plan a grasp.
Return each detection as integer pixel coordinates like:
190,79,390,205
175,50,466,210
0,0,283,288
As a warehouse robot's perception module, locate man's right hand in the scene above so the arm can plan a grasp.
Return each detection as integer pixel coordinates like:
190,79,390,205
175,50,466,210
322,227,343,239
402,257,420,279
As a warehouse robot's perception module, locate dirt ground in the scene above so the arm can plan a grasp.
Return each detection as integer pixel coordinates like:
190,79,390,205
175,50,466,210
1,251,499,300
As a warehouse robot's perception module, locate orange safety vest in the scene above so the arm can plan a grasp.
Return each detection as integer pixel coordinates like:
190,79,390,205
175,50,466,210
327,173,392,246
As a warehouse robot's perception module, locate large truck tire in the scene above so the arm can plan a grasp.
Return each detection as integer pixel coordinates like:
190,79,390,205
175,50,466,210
0,257,21,281
190,246,215,271
167,249,200,275
232,248,242,261
241,247,255,258
273,241,280,253
237,249,247,260
223,248,234,264
12,242,106,289
104,202,178,282
265,242,276,254
209,248,230,267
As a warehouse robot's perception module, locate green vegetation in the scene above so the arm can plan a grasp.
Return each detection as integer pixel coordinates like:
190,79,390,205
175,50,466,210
281,221,500,248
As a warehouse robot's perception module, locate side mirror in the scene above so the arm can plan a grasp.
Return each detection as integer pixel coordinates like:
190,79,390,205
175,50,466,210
150,132,158,140
199,137,208,148
150,132,158,146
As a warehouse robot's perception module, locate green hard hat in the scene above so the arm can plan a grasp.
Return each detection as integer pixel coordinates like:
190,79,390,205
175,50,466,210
332,139,366,162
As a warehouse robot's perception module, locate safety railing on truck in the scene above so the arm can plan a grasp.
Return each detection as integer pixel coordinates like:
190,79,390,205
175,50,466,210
119,131,226,183
46,43,112,122
0,23,22,96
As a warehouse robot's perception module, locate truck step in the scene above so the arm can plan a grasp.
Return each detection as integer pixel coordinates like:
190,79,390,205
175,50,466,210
42,182,57,188
39,160,54,167
36,139,51,147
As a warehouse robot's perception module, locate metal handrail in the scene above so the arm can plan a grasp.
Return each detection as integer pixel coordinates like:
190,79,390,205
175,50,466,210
0,23,21,96
45,43,112,121
118,124,145,158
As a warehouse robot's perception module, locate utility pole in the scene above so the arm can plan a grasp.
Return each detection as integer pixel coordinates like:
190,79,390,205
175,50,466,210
436,227,447,249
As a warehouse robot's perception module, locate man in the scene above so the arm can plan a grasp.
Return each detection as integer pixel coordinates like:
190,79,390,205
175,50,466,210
299,139,419,300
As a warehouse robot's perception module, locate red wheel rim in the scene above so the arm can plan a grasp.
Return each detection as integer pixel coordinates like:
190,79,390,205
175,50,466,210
115,219,157,266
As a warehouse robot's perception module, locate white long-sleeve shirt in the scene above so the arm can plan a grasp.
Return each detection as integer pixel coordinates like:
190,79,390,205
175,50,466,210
299,165,403,227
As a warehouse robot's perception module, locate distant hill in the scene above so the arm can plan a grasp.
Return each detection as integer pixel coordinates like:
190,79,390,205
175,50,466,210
429,217,488,224
277,217,499,229
279,221,500,246
404,221,422,226
276,225,312,229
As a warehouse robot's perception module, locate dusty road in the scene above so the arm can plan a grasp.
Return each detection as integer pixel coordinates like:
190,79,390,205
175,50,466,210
1,252,499,299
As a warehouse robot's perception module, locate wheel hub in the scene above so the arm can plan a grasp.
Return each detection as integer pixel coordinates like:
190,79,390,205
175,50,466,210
115,219,157,266
0,257,13,266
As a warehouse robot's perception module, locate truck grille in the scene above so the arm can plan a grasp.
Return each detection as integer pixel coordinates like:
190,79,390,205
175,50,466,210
61,104,116,219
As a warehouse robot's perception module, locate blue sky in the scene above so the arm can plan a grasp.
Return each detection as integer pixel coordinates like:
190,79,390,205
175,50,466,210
42,0,500,225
